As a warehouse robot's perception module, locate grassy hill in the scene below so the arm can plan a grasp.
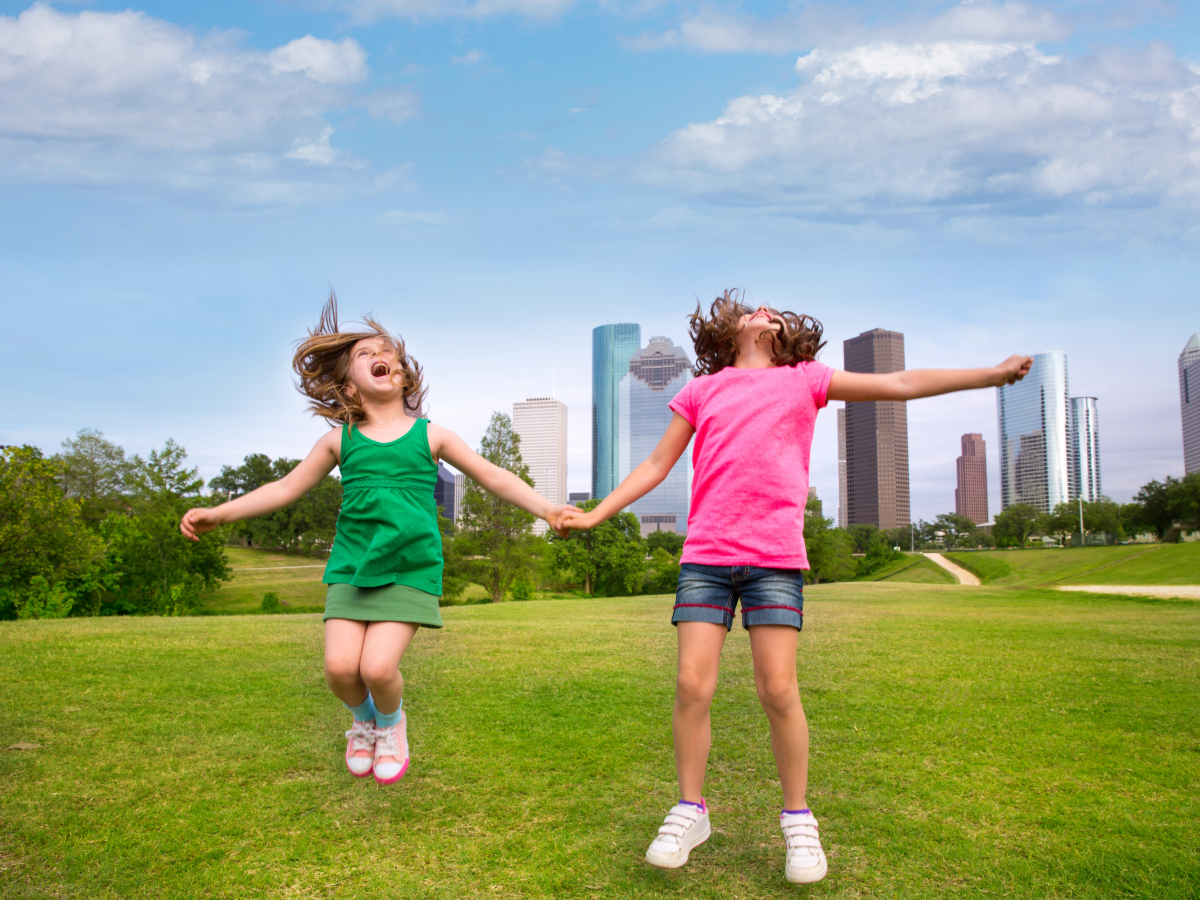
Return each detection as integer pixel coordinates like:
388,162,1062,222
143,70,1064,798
3,585,1197,898
945,543,1200,587
852,554,957,584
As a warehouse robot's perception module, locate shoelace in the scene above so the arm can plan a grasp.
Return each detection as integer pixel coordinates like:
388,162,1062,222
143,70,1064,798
344,721,375,753
781,817,821,856
656,805,701,847
375,723,403,760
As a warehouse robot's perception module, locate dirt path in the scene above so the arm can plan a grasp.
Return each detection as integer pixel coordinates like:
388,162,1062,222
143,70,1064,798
923,552,981,585
1057,585,1200,599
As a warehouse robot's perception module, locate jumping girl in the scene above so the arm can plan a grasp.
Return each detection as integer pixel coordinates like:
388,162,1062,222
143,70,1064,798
561,291,1031,884
181,296,576,785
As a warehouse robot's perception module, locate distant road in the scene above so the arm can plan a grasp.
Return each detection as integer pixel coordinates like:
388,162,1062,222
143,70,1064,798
923,553,981,585
1057,585,1200,599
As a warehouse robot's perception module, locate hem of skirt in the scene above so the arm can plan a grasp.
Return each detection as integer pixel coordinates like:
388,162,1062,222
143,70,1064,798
322,611,444,628
323,575,443,595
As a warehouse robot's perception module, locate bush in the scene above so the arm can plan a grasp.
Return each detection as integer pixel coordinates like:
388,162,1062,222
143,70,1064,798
509,575,535,602
261,592,281,613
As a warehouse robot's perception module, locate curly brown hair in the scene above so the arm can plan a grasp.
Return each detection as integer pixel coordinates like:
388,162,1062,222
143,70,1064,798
291,292,427,426
688,289,826,377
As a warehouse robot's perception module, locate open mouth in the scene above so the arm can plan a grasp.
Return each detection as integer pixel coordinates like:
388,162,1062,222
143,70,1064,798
371,361,390,378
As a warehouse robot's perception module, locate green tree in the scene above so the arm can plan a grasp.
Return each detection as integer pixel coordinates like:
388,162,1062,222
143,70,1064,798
1038,503,1079,547
646,547,682,594
1127,478,1176,539
548,499,647,596
1167,472,1200,531
1081,497,1124,540
646,530,685,556
932,513,979,549
52,428,134,528
803,496,858,584
209,453,342,554
0,446,108,620
103,440,230,616
845,523,879,554
993,503,1042,548
437,511,469,605
453,413,544,603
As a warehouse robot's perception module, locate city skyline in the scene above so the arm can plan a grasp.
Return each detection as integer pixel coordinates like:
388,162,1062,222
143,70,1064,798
955,434,988,527
3,4,1195,525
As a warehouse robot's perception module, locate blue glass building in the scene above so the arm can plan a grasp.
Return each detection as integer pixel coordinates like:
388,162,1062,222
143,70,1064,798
592,323,641,499
1069,397,1101,502
618,337,693,535
997,351,1071,513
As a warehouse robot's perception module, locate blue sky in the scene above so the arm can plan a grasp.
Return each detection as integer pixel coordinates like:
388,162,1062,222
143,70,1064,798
2,0,1198,522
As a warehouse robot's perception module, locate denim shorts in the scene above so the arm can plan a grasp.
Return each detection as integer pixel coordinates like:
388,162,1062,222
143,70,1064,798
672,563,804,632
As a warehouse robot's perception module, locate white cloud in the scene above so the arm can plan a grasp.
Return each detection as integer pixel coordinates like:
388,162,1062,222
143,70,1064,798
629,15,1200,221
0,4,391,200
624,1,1070,55
377,208,455,224
452,49,486,65
347,0,572,21
356,87,421,124
268,35,368,84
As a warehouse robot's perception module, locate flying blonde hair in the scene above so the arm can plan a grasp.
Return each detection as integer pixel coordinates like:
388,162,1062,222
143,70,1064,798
292,293,427,426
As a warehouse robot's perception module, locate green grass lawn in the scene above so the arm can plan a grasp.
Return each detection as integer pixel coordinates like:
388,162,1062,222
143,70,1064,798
852,555,957,585
3,585,1198,899
945,543,1200,587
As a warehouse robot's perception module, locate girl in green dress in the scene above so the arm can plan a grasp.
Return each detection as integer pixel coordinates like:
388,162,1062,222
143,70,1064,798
181,296,576,784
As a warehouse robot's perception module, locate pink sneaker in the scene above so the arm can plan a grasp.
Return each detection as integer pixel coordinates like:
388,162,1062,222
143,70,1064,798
373,713,409,785
344,719,375,778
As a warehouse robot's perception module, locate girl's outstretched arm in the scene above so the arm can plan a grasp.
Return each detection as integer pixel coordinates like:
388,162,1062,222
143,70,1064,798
560,413,695,532
827,354,1033,403
428,424,580,531
179,429,341,541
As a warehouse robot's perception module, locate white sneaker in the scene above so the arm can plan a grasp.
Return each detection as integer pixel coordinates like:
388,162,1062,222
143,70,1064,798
645,801,711,868
781,810,827,884
372,712,409,785
343,719,375,778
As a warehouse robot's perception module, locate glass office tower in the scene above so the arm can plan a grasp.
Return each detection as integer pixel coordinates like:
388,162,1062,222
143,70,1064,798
1069,397,1101,502
618,337,693,535
998,350,1071,514
592,323,641,499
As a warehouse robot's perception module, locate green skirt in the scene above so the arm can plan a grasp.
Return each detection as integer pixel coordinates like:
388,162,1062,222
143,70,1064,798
323,582,444,628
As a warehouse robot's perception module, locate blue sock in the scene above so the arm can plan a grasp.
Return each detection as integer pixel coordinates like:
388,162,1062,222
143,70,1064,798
346,693,376,723
782,808,811,816
375,698,403,729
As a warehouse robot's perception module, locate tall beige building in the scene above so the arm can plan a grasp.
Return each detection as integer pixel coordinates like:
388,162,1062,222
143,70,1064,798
512,397,568,535
837,407,847,528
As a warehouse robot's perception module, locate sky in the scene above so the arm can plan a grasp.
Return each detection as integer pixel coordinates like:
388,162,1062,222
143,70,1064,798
2,0,1198,523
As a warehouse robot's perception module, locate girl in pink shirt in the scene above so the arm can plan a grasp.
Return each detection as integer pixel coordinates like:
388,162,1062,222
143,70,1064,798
562,291,1031,884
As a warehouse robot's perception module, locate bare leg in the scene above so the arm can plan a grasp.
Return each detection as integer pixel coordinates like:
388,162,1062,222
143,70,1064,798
324,618,370,707
748,624,808,810
358,621,420,715
673,622,727,804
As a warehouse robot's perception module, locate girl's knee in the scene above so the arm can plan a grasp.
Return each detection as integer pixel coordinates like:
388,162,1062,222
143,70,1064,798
676,668,717,706
360,660,401,691
324,657,360,688
755,672,799,714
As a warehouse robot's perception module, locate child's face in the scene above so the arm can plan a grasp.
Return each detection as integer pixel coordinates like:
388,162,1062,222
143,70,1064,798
346,336,406,401
738,306,781,339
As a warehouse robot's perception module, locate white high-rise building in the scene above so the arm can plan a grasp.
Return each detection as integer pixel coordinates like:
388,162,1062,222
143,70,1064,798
1181,333,1200,475
998,351,1071,514
512,397,568,535
1069,397,1101,502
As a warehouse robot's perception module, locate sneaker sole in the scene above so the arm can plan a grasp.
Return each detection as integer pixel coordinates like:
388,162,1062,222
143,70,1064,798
346,760,374,778
373,756,409,785
786,852,828,884
645,818,711,869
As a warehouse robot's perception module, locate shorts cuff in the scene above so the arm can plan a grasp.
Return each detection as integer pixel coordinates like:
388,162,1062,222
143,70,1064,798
672,603,734,632
741,608,803,631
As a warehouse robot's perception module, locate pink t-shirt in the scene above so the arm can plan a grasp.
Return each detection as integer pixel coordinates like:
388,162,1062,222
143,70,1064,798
668,360,833,569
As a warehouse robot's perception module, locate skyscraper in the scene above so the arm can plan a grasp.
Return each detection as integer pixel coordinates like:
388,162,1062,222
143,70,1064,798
843,329,910,529
955,434,988,525
837,407,847,528
1069,397,1101,502
997,350,1071,514
1182,333,1200,475
513,397,568,536
592,324,641,499
434,462,459,523
619,336,693,536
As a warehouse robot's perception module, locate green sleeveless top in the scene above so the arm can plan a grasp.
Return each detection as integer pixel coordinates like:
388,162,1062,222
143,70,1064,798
323,419,444,596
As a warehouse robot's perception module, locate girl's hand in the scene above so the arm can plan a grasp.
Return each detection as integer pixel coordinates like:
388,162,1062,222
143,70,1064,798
993,355,1033,386
180,507,221,542
558,509,598,534
545,504,583,535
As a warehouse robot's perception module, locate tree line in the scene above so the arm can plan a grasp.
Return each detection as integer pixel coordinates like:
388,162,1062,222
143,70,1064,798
4,421,1197,619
